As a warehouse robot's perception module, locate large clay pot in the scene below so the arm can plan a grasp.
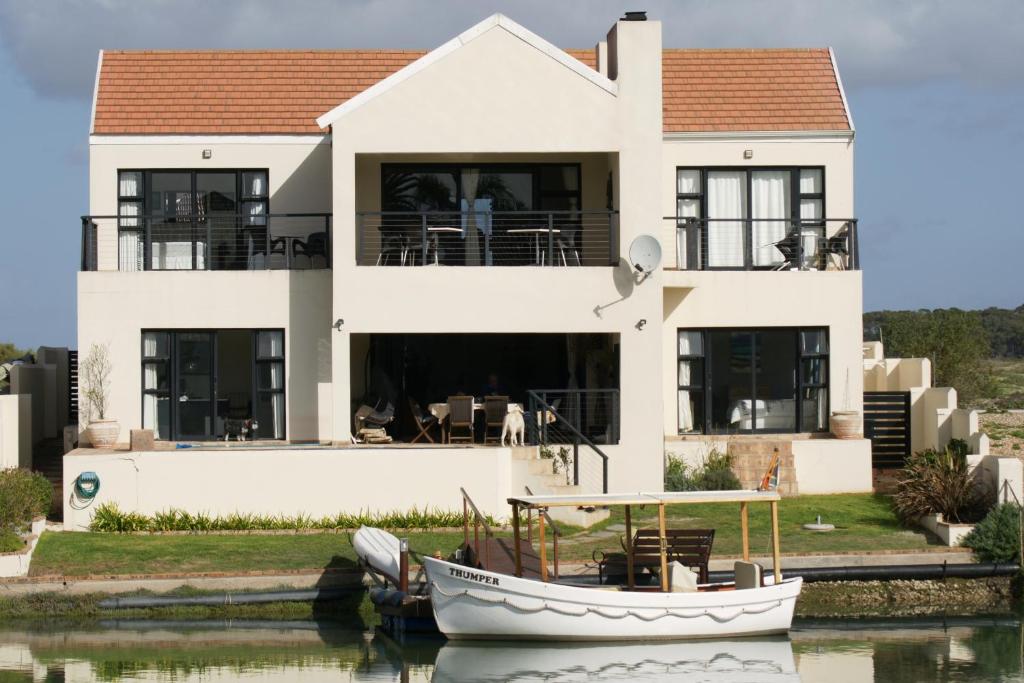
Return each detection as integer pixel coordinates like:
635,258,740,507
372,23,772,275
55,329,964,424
86,419,120,449
829,411,862,439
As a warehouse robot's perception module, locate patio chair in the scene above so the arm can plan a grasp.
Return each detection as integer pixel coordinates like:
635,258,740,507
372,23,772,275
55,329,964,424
354,400,395,436
408,397,439,444
822,223,851,270
482,395,510,445
447,395,475,444
292,231,329,269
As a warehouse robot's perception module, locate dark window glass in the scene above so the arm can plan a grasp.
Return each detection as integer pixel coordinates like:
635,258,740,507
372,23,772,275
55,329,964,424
753,330,798,431
381,169,458,212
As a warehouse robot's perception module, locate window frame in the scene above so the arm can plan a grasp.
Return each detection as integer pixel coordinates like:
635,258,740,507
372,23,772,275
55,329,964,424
677,326,830,435
674,166,826,270
117,169,269,271
140,329,286,441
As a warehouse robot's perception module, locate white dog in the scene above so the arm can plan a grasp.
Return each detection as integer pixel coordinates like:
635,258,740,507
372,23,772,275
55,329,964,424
501,404,526,446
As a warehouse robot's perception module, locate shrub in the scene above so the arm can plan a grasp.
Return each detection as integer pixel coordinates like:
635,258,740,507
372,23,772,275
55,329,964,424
963,503,1020,563
665,450,741,492
89,503,482,533
0,530,24,553
0,469,52,534
892,447,988,525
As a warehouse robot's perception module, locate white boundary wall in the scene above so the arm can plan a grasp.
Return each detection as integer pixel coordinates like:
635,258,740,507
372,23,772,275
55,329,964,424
63,447,514,531
0,395,32,469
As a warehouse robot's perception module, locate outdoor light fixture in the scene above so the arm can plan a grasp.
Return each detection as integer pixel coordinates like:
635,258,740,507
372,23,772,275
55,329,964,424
743,149,753,159
333,318,344,331
636,319,647,330
202,149,212,159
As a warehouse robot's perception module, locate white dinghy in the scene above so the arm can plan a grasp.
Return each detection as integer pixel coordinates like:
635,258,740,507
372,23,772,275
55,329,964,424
353,525,403,584
423,489,802,641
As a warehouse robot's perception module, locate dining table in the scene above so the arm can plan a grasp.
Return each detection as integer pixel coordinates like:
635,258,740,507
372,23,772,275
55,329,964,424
508,227,561,265
427,401,555,444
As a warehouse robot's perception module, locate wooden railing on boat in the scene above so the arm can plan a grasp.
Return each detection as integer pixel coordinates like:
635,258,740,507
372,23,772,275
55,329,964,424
461,487,494,570
524,485,560,580
507,490,784,591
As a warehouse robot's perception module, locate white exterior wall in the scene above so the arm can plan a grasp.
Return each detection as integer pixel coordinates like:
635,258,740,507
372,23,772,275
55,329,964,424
0,395,32,469
82,139,332,444
328,21,666,493
63,447,514,530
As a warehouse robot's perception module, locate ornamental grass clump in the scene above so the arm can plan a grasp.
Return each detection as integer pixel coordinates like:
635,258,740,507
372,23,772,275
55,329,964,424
892,447,989,525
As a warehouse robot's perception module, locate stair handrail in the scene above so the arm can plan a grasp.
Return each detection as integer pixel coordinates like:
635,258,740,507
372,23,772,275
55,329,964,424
524,485,559,579
526,390,610,493
460,487,493,569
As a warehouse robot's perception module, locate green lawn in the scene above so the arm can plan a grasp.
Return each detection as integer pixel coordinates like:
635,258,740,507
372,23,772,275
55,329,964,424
31,494,936,578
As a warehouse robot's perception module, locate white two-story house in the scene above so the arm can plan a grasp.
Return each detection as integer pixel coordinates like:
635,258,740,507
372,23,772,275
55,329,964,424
68,12,868,528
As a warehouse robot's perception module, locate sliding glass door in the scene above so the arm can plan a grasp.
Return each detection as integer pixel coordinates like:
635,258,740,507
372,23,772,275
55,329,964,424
142,330,285,441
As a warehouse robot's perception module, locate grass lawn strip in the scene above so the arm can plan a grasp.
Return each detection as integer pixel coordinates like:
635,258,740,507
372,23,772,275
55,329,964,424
28,494,934,579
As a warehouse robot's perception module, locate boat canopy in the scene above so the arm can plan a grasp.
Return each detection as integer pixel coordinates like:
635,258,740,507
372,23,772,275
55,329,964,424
507,489,781,510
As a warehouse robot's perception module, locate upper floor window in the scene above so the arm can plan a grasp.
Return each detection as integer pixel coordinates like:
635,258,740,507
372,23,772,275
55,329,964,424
118,169,268,271
675,167,824,270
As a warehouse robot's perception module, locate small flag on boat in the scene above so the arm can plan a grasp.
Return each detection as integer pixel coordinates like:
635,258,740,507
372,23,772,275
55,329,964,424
759,449,781,491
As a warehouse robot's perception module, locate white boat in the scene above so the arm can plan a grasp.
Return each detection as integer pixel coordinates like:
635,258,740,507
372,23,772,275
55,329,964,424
422,555,801,641
431,638,800,682
353,525,403,584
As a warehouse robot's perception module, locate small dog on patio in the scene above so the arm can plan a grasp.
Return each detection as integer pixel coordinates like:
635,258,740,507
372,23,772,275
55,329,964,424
501,404,525,446
224,418,258,442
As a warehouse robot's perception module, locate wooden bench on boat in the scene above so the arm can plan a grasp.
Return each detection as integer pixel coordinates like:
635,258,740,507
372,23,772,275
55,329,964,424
597,528,715,584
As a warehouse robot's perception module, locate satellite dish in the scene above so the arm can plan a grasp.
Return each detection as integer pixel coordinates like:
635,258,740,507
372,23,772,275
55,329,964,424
628,234,662,276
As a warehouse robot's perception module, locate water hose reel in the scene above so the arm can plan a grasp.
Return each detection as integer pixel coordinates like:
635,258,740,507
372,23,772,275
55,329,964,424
74,471,101,500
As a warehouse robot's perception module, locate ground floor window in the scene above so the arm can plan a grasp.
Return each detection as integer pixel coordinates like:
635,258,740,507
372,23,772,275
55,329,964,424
678,327,828,434
141,329,285,440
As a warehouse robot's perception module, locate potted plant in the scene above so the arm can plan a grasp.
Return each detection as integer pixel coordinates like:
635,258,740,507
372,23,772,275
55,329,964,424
82,342,118,448
829,369,862,439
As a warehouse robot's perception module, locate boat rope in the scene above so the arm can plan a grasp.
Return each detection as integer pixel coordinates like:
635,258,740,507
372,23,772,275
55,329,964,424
431,585,783,623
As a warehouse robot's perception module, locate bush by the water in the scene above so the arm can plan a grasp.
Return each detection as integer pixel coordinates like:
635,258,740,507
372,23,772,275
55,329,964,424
665,450,741,492
892,447,988,524
0,468,51,536
963,503,1020,563
89,503,489,533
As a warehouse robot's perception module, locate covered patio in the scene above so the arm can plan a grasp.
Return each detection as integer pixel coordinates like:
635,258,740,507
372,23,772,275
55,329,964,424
349,333,620,445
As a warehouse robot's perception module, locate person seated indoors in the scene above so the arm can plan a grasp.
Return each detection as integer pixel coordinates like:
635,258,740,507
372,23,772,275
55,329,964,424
480,372,506,398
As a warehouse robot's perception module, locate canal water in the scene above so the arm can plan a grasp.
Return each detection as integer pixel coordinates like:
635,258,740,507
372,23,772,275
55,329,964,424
0,616,1021,682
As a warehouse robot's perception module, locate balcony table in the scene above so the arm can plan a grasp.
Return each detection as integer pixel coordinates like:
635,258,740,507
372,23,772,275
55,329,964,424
508,227,561,265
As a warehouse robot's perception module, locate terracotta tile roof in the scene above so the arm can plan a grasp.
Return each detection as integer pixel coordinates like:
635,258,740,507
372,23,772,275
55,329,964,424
662,48,850,132
93,47,849,135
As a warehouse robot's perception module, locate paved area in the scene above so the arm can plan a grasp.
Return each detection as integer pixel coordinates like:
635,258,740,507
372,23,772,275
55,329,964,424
1,547,974,596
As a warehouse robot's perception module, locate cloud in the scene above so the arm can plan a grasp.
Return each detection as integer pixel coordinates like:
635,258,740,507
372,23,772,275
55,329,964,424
0,0,1021,101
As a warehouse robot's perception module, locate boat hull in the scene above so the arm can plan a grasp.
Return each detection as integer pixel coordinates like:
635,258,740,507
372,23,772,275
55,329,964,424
423,557,801,641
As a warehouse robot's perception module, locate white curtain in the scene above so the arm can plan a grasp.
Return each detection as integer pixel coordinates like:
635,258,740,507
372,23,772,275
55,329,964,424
677,331,703,432
675,170,701,270
269,394,284,439
118,201,142,272
258,331,283,357
706,171,746,267
751,171,790,267
460,169,481,266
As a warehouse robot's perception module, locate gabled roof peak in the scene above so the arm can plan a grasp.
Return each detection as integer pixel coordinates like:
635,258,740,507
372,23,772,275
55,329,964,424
314,13,617,129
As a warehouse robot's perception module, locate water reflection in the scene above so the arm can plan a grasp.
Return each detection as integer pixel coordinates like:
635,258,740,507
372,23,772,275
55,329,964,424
0,616,1020,682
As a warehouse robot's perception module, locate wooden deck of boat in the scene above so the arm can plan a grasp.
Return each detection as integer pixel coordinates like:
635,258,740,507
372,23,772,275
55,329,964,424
469,537,548,580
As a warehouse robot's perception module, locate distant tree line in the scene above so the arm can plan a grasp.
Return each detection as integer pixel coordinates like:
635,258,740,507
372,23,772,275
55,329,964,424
862,307,1024,403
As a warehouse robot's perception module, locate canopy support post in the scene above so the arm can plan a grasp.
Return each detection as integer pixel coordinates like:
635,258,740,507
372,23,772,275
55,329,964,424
740,501,750,562
512,502,523,578
657,503,669,592
538,507,549,582
770,499,782,584
624,505,635,590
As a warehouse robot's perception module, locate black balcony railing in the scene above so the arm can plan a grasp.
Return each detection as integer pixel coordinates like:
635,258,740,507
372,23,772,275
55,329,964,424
356,210,618,267
666,217,859,271
80,213,331,272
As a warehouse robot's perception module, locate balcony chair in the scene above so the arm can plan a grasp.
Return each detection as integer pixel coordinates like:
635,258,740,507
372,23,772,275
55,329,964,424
482,395,510,445
447,395,475,444
292,231,329,269
408,397,439,444
353,400,395,437
822,223,851,270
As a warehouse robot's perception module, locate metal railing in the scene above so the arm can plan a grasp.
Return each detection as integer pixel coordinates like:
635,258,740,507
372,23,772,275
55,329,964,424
356,210,618,267
666,217,859,271
526,389,617,494
80,213,332,272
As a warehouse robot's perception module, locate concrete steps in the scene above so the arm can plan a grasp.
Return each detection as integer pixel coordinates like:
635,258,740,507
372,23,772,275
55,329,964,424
509,445,610,528
727,440,798,496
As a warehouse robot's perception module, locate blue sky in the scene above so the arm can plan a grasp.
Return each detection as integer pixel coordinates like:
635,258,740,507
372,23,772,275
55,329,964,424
0,0,1021,349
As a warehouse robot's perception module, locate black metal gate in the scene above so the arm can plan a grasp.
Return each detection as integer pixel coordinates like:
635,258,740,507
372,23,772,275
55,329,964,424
864,391,911,468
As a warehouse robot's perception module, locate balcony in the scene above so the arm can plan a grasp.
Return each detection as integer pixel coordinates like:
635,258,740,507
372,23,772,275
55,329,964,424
81,214,332,272
666,218,859,271
355,210,617,267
